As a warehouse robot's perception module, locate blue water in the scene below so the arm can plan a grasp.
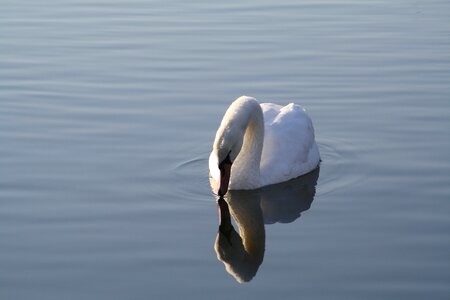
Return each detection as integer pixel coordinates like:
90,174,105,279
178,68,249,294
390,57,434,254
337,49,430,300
1,1,449,299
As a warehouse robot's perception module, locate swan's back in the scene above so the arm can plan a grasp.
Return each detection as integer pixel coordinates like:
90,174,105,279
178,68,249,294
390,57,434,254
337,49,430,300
260,103,320,186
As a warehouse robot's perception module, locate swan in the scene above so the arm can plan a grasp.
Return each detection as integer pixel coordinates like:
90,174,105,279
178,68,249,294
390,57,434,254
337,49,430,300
209,96,320,196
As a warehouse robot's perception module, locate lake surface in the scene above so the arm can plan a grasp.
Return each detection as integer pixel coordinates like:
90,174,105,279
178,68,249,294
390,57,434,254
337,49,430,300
1,0,449,299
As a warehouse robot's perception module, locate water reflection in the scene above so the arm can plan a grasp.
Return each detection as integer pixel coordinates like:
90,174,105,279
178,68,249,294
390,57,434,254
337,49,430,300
214,168,320,283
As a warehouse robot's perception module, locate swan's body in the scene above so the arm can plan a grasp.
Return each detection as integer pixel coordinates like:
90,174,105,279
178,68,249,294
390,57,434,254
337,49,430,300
209,96,320,193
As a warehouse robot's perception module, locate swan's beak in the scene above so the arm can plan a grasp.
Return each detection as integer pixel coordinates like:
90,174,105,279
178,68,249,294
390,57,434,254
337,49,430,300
218,161,232,196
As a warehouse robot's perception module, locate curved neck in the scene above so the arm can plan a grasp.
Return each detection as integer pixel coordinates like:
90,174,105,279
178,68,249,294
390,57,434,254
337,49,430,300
229,98,264,190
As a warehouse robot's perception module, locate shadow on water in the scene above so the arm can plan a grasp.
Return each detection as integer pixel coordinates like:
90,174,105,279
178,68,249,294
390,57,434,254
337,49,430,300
214,167,320,283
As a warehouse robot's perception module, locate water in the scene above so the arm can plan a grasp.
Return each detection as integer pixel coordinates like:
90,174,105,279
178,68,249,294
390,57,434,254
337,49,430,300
1,0,449,299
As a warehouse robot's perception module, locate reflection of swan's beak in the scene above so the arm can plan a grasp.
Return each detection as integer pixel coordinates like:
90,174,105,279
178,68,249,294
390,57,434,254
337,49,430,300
217,197,234,244
218,162,232,196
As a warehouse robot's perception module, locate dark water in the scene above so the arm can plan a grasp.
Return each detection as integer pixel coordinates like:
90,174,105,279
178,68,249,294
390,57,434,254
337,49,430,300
1,0,449,299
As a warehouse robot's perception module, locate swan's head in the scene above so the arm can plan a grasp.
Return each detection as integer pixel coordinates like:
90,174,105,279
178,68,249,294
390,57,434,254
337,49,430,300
213,124,245,196
211,96,263,195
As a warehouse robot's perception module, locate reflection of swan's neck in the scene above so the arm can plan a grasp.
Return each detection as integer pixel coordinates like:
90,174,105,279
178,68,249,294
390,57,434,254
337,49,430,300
229,99,264,190
215,193,265,283
232,197,265,262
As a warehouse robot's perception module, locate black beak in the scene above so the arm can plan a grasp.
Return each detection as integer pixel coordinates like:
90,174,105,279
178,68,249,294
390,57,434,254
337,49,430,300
218,153,232,196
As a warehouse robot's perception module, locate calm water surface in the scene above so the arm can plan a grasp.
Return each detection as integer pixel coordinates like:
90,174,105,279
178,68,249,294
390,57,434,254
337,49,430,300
1,0,449,299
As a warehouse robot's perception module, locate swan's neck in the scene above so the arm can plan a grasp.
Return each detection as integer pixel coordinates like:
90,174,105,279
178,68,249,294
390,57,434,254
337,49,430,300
230,100,264,190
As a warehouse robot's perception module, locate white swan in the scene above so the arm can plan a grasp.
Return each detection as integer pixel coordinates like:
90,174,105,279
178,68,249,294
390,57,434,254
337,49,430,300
209,96,320,196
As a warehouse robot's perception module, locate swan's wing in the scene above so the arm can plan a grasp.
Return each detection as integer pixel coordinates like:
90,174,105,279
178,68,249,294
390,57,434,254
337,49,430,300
259,103,320,186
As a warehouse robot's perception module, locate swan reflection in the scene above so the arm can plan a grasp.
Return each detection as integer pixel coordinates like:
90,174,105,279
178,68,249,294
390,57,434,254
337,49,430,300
214,167,319,283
